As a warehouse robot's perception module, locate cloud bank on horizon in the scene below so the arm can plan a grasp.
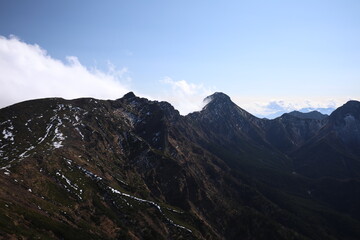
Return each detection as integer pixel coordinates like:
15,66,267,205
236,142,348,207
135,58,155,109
234,97,346,119
0,36,353,118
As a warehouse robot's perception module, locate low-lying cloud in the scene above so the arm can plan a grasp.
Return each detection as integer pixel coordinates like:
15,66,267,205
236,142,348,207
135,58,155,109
232,96,349,119
0,35,130,108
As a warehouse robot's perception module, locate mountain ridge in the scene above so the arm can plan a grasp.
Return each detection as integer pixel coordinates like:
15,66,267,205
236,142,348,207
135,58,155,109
1,92,360,239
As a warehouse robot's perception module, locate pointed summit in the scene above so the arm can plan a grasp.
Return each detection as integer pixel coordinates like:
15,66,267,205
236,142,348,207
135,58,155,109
203,92,236,112
204,92,232,105
123,92,136,99
200,92,254,120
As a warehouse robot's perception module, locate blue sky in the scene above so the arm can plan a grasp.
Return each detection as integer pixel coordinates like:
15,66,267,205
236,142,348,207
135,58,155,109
0,0,359,117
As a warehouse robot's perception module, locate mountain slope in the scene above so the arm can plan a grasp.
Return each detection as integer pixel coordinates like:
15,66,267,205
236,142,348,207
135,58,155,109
264,113,326,153
1,93,360,239
292,100,360,178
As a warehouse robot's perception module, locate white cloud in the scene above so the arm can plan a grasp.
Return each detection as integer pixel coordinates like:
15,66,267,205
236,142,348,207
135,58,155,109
0,35,131,108
159,77,213,115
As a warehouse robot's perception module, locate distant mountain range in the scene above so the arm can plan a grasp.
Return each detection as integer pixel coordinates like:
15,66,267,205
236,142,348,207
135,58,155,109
1,92,360,239
262,107,335,119
287,110,328,120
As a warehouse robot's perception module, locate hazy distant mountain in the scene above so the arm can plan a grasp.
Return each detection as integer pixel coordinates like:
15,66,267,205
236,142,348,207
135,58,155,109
264,107,335,119
299,107,335,115
1,92,360,239
287,110,328,120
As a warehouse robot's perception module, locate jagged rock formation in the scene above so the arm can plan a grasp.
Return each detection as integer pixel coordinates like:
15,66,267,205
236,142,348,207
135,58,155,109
0,92,360,239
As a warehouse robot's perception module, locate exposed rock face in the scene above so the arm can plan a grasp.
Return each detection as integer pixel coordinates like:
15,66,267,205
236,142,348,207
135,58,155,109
0,92,360,239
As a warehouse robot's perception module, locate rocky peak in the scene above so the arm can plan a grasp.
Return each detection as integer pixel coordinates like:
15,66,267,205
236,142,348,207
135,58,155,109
122,91,137,99
203,92,233,108
204,92,231,102
201,92,254,122
202,92,239,114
